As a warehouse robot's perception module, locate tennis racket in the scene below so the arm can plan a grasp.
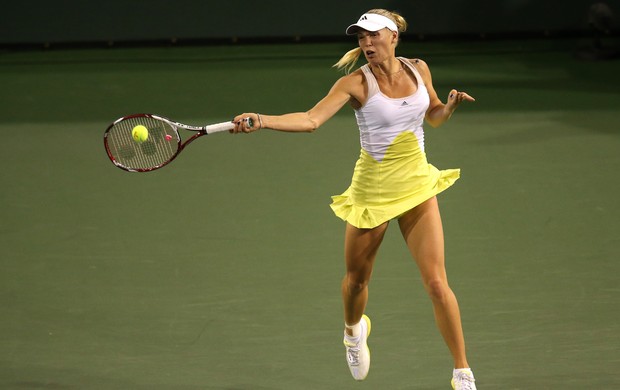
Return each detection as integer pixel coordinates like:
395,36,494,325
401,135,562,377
103,113,251,172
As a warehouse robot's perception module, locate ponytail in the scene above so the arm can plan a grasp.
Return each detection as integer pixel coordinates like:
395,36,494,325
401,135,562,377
333,47,362,74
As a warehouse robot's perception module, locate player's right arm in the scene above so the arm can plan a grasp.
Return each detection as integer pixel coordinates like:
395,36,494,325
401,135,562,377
233,73,362,133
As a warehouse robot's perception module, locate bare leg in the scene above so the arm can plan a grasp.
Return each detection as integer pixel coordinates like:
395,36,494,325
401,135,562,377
398,197,469,368
342,221,389,335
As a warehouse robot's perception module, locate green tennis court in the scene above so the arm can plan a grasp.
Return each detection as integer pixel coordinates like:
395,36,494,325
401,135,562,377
1,39,619,389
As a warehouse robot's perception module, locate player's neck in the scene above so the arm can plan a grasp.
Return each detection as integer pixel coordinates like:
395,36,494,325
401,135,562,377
372,59,403,77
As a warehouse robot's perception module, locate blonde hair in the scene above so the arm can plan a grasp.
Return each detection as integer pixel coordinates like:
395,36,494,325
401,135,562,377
333,9,408,74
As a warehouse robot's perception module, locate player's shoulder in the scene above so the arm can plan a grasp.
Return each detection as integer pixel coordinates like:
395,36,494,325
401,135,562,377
402,57,429,70
402,57,432,79
334,68,365,90
340,68,365,81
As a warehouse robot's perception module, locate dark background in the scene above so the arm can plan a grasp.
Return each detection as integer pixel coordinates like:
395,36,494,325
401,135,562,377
2,0,618,45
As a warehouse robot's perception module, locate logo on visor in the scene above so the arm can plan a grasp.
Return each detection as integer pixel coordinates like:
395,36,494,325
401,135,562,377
360,15,367,21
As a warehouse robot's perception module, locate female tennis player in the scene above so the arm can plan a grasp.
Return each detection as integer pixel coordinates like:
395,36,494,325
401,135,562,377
233,9,477,390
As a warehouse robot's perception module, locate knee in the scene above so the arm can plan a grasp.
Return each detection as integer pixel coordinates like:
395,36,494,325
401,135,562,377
424,278,451,302
343,275,369,294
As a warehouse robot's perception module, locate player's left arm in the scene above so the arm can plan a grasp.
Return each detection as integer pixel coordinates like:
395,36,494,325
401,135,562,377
410,58,475,128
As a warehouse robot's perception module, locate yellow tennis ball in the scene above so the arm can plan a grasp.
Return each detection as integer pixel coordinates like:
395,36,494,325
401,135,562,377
131,125,149,143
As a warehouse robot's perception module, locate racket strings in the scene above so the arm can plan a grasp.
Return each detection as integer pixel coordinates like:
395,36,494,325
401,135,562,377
106,117,179,171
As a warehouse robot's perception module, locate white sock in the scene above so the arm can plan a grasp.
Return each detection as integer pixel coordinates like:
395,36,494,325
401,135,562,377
345,321,361,338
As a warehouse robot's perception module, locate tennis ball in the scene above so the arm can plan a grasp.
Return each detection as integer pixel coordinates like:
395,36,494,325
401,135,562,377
132,125,149,143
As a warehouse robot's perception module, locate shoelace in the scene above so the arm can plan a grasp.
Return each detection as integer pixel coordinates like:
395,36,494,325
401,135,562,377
454,372,476,390
345,343,360,366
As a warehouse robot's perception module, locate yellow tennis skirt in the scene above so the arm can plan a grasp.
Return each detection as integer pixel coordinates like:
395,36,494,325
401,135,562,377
330,132,460,229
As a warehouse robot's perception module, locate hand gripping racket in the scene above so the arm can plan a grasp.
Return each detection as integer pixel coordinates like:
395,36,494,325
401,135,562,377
103,113,251,172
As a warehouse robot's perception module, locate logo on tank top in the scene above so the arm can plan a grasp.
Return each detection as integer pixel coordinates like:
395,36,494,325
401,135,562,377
401,101,409,106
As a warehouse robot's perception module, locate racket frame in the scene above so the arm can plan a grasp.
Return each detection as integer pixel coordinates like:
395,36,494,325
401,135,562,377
104,113,239,172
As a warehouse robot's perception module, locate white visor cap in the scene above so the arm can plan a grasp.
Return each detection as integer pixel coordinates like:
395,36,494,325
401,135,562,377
346,13,398,35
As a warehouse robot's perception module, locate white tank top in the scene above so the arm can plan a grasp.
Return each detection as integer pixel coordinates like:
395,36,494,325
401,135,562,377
355,57,430,162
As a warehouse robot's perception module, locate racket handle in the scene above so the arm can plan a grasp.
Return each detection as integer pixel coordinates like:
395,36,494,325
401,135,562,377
205,117,254,134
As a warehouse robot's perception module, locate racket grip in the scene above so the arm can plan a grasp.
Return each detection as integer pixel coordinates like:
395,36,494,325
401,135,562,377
205,117,254,134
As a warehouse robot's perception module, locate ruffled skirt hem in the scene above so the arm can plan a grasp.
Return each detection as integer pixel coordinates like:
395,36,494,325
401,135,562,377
330,167,460,229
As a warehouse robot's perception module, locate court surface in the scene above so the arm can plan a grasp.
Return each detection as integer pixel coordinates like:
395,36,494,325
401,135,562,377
1,39,619,389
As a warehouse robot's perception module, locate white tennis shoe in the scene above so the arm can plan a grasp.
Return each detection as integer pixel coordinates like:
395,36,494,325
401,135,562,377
451,368,477,390
343,314,371,381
